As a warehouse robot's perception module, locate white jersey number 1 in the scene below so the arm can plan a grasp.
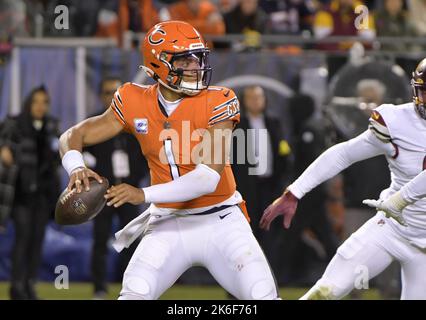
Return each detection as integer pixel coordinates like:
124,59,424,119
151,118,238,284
164,139,180,180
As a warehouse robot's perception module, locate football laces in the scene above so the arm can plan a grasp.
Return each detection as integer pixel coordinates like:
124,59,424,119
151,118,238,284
60,189,76,205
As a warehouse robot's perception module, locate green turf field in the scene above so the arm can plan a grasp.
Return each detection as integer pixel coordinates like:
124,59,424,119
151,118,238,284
0,282,381,300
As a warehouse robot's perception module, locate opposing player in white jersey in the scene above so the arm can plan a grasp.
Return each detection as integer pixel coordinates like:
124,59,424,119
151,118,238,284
260,58,426,300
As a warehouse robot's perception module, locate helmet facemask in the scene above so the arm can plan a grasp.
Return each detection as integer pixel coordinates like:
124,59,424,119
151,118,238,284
160,49,212,96
412,79,426,120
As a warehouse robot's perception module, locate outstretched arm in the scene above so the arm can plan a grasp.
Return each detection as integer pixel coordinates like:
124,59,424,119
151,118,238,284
288,129,389,199
260,129,392,230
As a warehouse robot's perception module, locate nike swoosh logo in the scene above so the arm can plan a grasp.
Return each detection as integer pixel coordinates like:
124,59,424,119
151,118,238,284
219,212,232,220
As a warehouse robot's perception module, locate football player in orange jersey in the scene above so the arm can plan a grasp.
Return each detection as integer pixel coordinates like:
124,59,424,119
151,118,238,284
59,20,279,300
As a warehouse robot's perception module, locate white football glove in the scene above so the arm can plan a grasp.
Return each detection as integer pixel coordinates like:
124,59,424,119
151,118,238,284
363,191,409,226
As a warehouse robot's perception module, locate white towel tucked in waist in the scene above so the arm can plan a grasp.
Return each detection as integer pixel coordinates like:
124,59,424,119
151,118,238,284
112,206,152,253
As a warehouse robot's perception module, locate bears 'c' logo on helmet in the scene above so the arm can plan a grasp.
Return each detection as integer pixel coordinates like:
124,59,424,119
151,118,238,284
148,26,166,45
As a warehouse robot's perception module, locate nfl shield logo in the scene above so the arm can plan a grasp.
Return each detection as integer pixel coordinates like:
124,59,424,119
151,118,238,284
134,118,148,134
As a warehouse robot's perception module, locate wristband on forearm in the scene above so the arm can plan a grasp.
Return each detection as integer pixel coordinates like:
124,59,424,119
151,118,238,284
62,150,85,176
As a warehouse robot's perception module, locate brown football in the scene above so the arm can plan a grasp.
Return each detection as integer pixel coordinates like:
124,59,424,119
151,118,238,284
55,177,109,225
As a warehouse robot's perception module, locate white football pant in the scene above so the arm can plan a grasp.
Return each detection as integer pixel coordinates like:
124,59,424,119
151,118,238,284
301,214,426,300
118,205,279,300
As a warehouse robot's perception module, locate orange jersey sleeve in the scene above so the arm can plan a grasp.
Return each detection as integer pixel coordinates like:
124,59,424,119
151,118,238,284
206,87,240,127
110,82,131,131
110,82,150,133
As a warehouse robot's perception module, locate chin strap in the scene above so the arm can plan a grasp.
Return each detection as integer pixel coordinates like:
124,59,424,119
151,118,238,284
140,65,205,96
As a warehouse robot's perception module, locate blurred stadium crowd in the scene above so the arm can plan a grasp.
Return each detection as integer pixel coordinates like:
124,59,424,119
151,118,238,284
1,0,426,48
0,0,425,300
